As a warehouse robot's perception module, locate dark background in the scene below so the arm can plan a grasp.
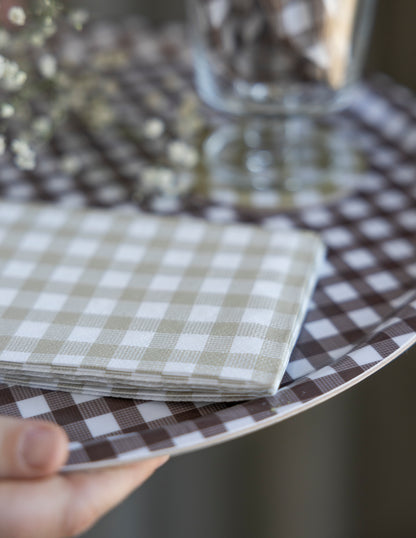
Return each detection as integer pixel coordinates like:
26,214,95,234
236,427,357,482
75,2,416,537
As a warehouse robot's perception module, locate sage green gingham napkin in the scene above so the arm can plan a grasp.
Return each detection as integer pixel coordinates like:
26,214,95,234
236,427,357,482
0,202,325,401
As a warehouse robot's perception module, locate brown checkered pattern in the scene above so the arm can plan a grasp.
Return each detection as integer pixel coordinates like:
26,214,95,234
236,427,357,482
0,20,415,470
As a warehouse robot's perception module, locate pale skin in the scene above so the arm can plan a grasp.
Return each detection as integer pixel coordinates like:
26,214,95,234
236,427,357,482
0,416,168,537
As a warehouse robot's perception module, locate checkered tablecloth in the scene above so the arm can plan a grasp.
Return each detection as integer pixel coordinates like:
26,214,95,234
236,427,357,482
0,20,414,469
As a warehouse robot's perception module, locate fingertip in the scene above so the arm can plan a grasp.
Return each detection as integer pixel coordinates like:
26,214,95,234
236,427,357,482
19,422,69,476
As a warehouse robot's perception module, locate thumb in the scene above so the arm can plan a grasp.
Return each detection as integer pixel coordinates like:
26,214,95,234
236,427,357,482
0,416,68,479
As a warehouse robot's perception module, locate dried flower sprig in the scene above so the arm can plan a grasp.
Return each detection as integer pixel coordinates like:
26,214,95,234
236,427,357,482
0,1,90,170
0,5,206,206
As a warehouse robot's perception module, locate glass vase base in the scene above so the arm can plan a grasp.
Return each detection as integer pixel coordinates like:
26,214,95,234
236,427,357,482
199,120,366,211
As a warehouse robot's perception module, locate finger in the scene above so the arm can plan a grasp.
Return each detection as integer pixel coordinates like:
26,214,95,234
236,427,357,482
0,416,69,479
0,456,169,538
63,456,170,536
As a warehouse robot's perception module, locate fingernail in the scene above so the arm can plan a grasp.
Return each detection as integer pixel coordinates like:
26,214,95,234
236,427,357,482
20,425,59,470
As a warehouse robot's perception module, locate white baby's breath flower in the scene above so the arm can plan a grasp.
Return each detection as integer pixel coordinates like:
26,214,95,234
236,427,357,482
1,60,27,91
32,116,52,137
142,166,175,190
43,16,57,35
38,54,57,79
31,33,46,48
143,118,165,140
8,6,26,26
1,103,14,118
68,9,90,31
0,135,5,156
167,140,199,168
11,139,36,170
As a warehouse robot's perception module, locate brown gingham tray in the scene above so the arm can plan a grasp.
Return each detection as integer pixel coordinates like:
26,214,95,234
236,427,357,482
0,20,415,470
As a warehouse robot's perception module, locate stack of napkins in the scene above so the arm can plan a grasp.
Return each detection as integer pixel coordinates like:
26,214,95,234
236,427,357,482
0,202,325,401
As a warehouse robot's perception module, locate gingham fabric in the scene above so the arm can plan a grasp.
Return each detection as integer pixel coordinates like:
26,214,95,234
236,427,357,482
0,202,324,401
0,20,414,470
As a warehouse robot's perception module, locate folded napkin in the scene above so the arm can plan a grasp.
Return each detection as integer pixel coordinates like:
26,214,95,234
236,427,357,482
0,202,325,401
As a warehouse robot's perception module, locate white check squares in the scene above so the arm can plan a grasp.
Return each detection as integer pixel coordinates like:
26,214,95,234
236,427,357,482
1,351,30,363
323,227,353,248
114,245,144,263
303,208,332,227
0,288,17,306
0,204,23,223
176,334,209,352
16,395,51,418
241,308,274,326
349,346,383,366
99,270,131,289
34,293,67,312
366,272,398,293
252,280,282,299
230,336,263,355
121,330,154,348
85,298,116,316
200,278,230,294
174,223,205,243
81,214,112,234
128,220,158,239
286,358,313,379
348,307,381,328
343,249,376,270
85,413,120,437
52,355,84,367
136,302,169,319
0,201,325,401
360,218,392,239
189,305,220,322
150,275,181,291
68,326,102,343
306,319,338,339
261,255,292,274
137,402,172,422
383,239,414,260
163,249,193,267
36,209,67,229
2,261,35,279
163,361,196,376
50,266,83,283
107,358,136,372
340,199,371,219
222,227,252,246
211,253,242,270
282,2,310,34
325,283,358,303
15,321,50,338
20,232,51,252
67,238,99,257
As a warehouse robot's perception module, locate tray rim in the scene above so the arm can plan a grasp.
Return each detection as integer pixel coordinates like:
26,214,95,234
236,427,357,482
62,332,416,472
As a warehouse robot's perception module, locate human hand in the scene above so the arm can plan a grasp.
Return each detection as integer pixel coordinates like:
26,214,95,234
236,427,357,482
0,415,168,537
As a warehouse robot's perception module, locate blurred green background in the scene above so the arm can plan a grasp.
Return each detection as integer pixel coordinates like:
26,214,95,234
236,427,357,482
73,2,416,538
